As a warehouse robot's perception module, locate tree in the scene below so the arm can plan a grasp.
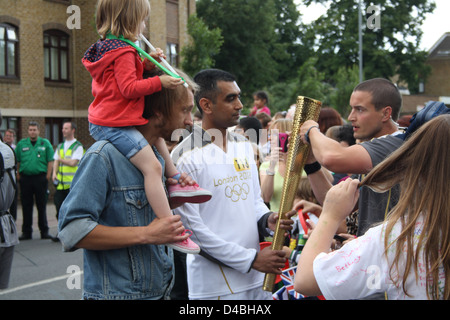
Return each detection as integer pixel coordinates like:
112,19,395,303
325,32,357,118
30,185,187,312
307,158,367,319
196,0,279,100
329,65,360,117
181,15,224,77
267,57,332,113
272,0,308,82
302,0,435,93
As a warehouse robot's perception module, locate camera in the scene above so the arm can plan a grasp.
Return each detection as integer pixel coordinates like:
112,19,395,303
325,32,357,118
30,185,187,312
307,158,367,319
278,133,289,153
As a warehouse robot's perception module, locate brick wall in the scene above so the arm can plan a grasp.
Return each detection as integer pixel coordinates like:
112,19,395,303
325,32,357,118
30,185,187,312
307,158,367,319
424,58,450,97
1,0,194,149
401,94,440,115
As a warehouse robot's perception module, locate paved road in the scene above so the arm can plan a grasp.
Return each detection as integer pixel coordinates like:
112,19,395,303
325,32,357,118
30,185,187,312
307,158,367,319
0,204,84,300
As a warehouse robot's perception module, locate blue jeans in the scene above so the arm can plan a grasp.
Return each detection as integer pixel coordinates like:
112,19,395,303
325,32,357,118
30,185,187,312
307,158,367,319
89,123,148,160
58,141,174,300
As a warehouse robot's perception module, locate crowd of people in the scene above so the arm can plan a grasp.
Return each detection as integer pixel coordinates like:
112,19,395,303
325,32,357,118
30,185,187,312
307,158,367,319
1,0,449,301
0,119,85,290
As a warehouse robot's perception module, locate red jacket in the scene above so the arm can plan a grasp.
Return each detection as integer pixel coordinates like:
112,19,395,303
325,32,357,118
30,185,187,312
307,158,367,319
82,39,162,127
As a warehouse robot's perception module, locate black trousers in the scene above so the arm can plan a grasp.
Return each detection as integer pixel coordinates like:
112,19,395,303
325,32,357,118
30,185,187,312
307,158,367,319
19,173,49,236
170,250,189,300
53,189,70,220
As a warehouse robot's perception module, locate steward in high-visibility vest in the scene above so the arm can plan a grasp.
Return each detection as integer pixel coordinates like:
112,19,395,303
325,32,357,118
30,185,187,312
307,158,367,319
55,140,84,190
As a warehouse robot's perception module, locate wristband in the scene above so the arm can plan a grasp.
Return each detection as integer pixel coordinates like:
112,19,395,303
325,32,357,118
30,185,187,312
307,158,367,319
298,210,310,235
304,161,321,175
290,250,299,263
305,125,319,144
265,170,275,176
289,248,296,260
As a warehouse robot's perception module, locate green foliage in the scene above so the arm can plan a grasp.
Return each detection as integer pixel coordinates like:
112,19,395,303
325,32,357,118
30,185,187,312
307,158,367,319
266,81,299,113
329,65,360,117
266,57,332,113
182,0,437,117
272,0,307,82
196,0,280,99
302,0,435,93
180,15,224,77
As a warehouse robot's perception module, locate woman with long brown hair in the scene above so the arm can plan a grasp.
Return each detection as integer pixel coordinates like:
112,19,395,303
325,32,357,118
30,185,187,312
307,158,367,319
295,114,449,300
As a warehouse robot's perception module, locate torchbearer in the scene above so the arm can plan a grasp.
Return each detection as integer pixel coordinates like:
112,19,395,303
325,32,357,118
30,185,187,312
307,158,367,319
263,96,322,292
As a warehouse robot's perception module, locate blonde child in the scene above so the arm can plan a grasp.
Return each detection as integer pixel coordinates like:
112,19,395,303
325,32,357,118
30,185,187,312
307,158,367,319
295,115,450,299
82,0,211,254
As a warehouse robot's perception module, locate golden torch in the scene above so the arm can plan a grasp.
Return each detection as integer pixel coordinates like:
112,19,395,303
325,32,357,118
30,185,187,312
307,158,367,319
263,96,322,292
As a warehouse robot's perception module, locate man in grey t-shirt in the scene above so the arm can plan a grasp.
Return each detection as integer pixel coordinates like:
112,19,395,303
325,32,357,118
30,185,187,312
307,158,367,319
357,134,403,235
299,78,404,236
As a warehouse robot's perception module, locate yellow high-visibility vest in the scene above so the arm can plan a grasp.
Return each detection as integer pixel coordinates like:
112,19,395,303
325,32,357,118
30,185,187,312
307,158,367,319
56,141,84,190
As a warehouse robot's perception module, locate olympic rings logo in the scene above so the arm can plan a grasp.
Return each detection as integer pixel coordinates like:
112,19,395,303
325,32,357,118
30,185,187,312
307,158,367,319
225,183,250,202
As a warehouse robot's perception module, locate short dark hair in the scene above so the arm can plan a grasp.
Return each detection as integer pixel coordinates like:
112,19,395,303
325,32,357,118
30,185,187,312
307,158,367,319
28,121,39,128
193,69,236,114
353,78,402,121
238,116,262,144
337,124,356,146
253,91,269,105
64,121,77,131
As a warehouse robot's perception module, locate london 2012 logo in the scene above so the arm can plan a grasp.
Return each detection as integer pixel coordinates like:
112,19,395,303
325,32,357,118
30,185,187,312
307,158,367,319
225,183,249,202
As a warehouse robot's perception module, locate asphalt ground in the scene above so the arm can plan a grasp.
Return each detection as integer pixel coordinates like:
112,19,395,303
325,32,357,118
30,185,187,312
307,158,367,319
0,203,84,300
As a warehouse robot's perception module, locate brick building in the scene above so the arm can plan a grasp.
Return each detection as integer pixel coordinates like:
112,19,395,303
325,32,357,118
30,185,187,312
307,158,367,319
0,0,195,149
401,32,450,115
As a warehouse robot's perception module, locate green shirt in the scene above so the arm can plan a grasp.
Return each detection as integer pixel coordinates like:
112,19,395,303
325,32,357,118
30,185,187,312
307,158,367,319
259,161,307,213
16,137,54,175
259,161,284,213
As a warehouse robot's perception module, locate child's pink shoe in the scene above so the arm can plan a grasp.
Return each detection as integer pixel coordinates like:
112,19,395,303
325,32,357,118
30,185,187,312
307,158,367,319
167,230,200,254
168,183,212,204
168,173,212,204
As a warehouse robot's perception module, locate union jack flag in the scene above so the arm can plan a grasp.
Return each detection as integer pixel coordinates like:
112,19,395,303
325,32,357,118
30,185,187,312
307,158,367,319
272,286,288,300
276,266,305,300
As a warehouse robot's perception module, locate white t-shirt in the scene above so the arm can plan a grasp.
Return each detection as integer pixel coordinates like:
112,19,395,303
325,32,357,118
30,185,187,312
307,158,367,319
313,217,445,300
172,129,271,299
53,139,84,161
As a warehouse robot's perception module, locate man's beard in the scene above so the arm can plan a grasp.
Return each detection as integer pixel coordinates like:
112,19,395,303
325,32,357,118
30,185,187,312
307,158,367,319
157,119,177,142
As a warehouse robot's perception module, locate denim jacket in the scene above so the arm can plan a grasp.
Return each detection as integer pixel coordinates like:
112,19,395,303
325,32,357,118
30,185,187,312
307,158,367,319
58,141,174,300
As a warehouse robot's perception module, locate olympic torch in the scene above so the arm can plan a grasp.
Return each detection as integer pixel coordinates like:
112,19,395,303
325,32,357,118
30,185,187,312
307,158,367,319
262,96,321,292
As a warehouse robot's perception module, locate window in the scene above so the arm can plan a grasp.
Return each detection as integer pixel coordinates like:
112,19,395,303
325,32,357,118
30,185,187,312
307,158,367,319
0,117,20,142
45,118,71,147
0,23,19,78
166,0,179,67
166,42,178,67
44,30,69,82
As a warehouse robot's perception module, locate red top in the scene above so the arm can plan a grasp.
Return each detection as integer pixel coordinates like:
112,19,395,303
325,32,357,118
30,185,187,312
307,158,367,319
82,39,162,127
249,105,271,117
